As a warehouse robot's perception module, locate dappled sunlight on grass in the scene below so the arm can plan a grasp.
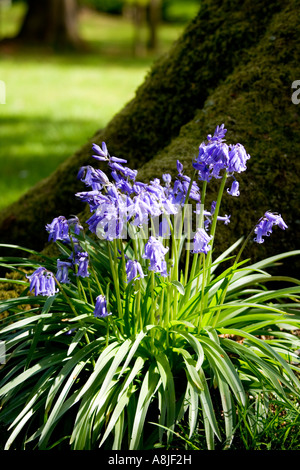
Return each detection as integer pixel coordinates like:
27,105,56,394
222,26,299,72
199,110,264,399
0,3,190,210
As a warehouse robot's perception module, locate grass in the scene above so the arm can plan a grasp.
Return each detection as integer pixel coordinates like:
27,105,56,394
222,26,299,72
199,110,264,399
168,395,300,450
0,2,188,210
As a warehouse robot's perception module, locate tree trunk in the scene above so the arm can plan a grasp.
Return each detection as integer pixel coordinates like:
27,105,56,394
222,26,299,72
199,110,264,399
147,0,161,51
0,0,299,276
16,0,83,50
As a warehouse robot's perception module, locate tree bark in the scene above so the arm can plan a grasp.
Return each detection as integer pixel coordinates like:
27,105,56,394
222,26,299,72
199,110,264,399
16,0,83,50
0,0,299,276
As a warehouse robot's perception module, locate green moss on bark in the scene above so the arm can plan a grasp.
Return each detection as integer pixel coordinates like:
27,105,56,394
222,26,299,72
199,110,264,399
137,0,300,274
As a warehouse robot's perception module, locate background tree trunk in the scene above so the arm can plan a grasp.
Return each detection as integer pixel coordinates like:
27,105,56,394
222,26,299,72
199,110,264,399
147,0,161,51
0,0,299,276
16,0,83,50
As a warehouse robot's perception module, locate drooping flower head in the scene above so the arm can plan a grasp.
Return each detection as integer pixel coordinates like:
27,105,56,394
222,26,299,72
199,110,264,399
56,260,72,284
254,212,288,244
74,251,90,277
46,215,83,243
94,295,111,318
125,259,145,283
143,236,169,277
46,216,70,243
227,143,250,174
227,179,240,197
192,228,213,254
26,267,58,297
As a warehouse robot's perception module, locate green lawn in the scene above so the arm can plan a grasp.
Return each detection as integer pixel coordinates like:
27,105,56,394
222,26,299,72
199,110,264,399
0,3,189,210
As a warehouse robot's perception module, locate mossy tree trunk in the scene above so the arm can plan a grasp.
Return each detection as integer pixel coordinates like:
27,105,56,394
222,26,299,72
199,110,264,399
0,0,299,276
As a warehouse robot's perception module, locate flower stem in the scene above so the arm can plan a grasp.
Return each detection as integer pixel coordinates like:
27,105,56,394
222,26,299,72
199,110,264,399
206,171,227,283
107,240,123,319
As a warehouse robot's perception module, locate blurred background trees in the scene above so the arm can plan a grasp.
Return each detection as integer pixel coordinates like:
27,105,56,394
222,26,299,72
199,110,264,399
0,0,201,53
15,0,83,50
0,0,199,211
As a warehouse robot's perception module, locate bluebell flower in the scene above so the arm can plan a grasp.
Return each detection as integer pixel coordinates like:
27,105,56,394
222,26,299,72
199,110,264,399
207,123,227,142
125,259,145,283
46,216,70,242
77,165,103,191
26,267,58,297
162,174,172,187
74,251,90,277
67,216,83,236
111,171,134,194
56,259,72,284
110,162,137,181
75,190,106,212
254,212,288,244
159,217,171,238
143,236,169,277
88,197,127,240
192,228,213,254
92,141,109,161
46,215,83,243
172,176,200,206
110,156,128,164
227,180,240,197
216,214,231,225
94,295,111,318
193,162,212,182
193,141,229,181
194,204,230,228
91,168,110,187
193,125,250,182
129,192,152,226
177,160,184,174
227,143,250,174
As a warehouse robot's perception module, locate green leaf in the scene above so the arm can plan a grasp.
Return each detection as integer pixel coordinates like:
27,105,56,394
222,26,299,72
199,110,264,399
173,347,204,392
171,280,185,295
0,352,66,396
155,353,176,441
129,364,161,449
39,360,87,449
25,295,56,369
198,335,246,406
99,357,144,447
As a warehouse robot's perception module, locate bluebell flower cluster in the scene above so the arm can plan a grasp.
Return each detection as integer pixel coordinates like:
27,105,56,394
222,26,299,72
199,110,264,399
46,215,83,243
26,124,288,328
26,267,58,297
193,124,250,190
75,143,189,242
